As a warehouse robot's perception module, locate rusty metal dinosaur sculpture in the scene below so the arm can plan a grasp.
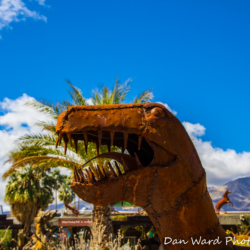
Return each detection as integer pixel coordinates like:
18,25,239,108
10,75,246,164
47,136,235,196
65,204,80,215
23,209,58,250
216,190,233,214
56,103,246,250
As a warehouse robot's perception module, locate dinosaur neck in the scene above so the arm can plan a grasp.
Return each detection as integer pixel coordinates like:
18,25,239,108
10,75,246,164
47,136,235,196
142,175,234,250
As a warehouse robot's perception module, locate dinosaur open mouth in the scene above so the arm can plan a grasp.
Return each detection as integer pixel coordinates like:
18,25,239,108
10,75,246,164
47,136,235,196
69,130,155,184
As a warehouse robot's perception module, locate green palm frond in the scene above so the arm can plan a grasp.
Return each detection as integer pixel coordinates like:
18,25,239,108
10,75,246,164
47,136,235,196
112,77,131,104
133,89,154,103
61,100,75,108
91,78,132,105
4,145,63,165
25,101,58,119
3,156,83,180
66,80,87,106
35,121,56,133
91,90,102,105
39,100,72,115
15,133,57,147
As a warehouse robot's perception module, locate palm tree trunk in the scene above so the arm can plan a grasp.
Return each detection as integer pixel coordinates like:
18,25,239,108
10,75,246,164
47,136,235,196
55,189,57,210
92,204,113,248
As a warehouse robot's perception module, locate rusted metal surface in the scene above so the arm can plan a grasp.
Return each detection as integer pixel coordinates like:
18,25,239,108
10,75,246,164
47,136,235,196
56,103,243,249
216,190,234,214
65,204,80,216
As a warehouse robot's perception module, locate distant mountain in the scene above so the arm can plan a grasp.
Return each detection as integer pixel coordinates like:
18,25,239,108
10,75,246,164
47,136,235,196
47,200,139,213
208,177,250,211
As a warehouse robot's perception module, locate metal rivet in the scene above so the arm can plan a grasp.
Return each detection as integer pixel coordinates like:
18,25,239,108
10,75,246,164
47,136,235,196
126,181,129,184
149,197,151,199
152,181,155,185
154,172,158,176
150,204,152,207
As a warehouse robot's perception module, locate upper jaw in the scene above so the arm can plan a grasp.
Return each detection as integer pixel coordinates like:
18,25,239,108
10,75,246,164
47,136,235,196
55,103,177,175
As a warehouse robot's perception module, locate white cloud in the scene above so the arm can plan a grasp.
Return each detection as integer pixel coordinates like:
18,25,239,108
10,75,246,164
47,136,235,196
183,122,250,187
0,0,47,33
35,0,45,6
124,77,133,86
86,98,93,105
157,102,177,115
0,94,53,211
183,122,205,137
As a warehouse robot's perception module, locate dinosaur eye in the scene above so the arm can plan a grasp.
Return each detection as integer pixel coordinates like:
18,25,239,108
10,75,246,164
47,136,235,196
151,107,166,118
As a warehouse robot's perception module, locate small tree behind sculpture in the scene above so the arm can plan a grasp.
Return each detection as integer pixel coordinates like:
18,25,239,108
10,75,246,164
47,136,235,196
58,177,75,210
4,166,55,235
51,170,67,210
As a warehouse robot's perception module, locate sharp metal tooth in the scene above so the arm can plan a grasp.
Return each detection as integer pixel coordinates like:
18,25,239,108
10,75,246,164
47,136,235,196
73,138,78,153
110,132,115,146
96,141,100,156
67,133,72,147
89,168,97,182
74,167,80,182
57,133,62,147
108,162,116,178
114,161,122,176
101,165,107,178
84,170,90,183
84,133,88,154
78,168,85,183
123,132,128,150
55,135,59,148
64,143,68,155
96,164,104,180
86,169,93,183
63,135,68,155
138,135,142,150
98,131,102,147
134,152,144,167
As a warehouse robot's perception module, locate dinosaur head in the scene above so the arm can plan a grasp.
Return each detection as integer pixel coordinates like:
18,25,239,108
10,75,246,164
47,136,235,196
56,103,204,208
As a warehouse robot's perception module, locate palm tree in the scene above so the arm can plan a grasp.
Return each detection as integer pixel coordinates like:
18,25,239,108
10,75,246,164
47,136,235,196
3,78,153,242
58,178,75,210
91,77,153,105
51,170,67,210
4,166,55,235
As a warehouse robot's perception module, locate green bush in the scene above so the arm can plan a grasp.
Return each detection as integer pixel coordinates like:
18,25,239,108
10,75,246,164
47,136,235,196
112,214,127,221
0,229,12,250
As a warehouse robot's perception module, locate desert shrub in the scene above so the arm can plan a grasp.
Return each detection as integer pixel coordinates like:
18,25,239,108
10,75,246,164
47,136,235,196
0,228,12,250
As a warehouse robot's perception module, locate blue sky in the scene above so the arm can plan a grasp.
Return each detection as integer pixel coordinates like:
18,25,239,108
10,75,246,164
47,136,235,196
0,0,250,200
